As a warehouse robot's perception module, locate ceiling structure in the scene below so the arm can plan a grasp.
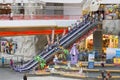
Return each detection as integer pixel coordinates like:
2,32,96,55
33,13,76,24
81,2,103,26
0,0,120,4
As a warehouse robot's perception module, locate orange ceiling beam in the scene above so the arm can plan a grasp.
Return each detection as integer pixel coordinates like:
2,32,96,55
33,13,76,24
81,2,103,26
0,29,68,36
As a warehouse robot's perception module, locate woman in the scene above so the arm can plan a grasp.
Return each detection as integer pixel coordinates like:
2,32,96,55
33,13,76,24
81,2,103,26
10,59,14,68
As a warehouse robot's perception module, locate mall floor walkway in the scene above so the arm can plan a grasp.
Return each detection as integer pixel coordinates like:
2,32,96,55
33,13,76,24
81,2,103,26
0,68,81,80
0,68,23,80
28,76,81,80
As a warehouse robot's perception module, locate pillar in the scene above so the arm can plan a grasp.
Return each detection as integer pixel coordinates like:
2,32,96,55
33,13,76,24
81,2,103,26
93,24,103,54
51,29,55,44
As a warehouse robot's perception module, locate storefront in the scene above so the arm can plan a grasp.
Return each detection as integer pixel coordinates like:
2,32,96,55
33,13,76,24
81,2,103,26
102,34,118,53
78,34,118,53
99,4,120,20
0,3,11,14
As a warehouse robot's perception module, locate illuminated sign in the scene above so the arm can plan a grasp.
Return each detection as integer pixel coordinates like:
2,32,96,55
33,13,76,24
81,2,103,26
114,58,120,65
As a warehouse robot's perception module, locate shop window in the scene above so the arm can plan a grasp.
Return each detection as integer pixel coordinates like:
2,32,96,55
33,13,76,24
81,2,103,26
0,4,11,14
45,3,63,15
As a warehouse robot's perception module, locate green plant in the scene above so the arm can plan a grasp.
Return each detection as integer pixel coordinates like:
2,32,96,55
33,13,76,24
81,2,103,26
40,59,46,69
34,56,46,69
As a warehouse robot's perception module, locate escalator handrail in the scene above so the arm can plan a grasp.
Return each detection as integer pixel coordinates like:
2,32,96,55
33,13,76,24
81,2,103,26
44,22,95,62
15,21,97,72
45,22,98,62
15,42,58,69
15,50,42,69
60,22,90,46
62,22,98,48
16,48,57,71
16,22,90,71
59,21,84,43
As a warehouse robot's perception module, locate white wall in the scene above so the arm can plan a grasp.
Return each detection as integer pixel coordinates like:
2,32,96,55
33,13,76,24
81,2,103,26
2,36,37,61
0,20,56,27
64,3,82,16
103,20,120,35
0,20,77,27
101,0,120,4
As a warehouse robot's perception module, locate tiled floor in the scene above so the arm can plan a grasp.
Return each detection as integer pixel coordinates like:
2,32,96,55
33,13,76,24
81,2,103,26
0,68,81,80
28,76,81,80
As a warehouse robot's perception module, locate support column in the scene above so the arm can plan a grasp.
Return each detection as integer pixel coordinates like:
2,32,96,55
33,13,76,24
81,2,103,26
51,29,55,44
46,35,51,45
93,24,103,54
62,29,66,37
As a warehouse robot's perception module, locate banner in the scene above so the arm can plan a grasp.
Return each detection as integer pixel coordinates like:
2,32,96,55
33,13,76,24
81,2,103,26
116,50,120,57
88,53,95,69
88,53,95,62
88,62,94,69
106,48,120,60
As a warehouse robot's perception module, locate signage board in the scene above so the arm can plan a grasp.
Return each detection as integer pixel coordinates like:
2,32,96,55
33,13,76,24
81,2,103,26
88,62,94,69
114,58,120,65
88,53,95,62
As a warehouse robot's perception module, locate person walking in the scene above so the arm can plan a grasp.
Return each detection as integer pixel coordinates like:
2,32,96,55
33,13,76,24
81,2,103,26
10,59,14,68
101,70,106,80
101,61,105,68
92,13,95,22
23,73,27,80
100,13,103,21
2,57,5,67
20,58,24,65
106,71,112,80
53,55,58,65
95,13,98,21
9,12,13,20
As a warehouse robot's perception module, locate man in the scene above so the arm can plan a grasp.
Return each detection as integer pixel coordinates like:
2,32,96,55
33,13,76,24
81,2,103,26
101,70,106,80
21,58,24,65
23,74,27,80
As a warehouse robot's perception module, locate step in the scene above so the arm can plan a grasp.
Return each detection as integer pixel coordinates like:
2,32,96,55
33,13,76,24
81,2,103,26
54,65,120,73
59,61,115,67
28,70,120,79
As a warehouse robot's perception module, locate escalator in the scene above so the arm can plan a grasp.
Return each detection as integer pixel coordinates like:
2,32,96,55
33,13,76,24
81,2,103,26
14,20,99,72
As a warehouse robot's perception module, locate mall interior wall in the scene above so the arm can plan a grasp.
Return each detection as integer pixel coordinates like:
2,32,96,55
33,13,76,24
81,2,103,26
63,3,82,16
